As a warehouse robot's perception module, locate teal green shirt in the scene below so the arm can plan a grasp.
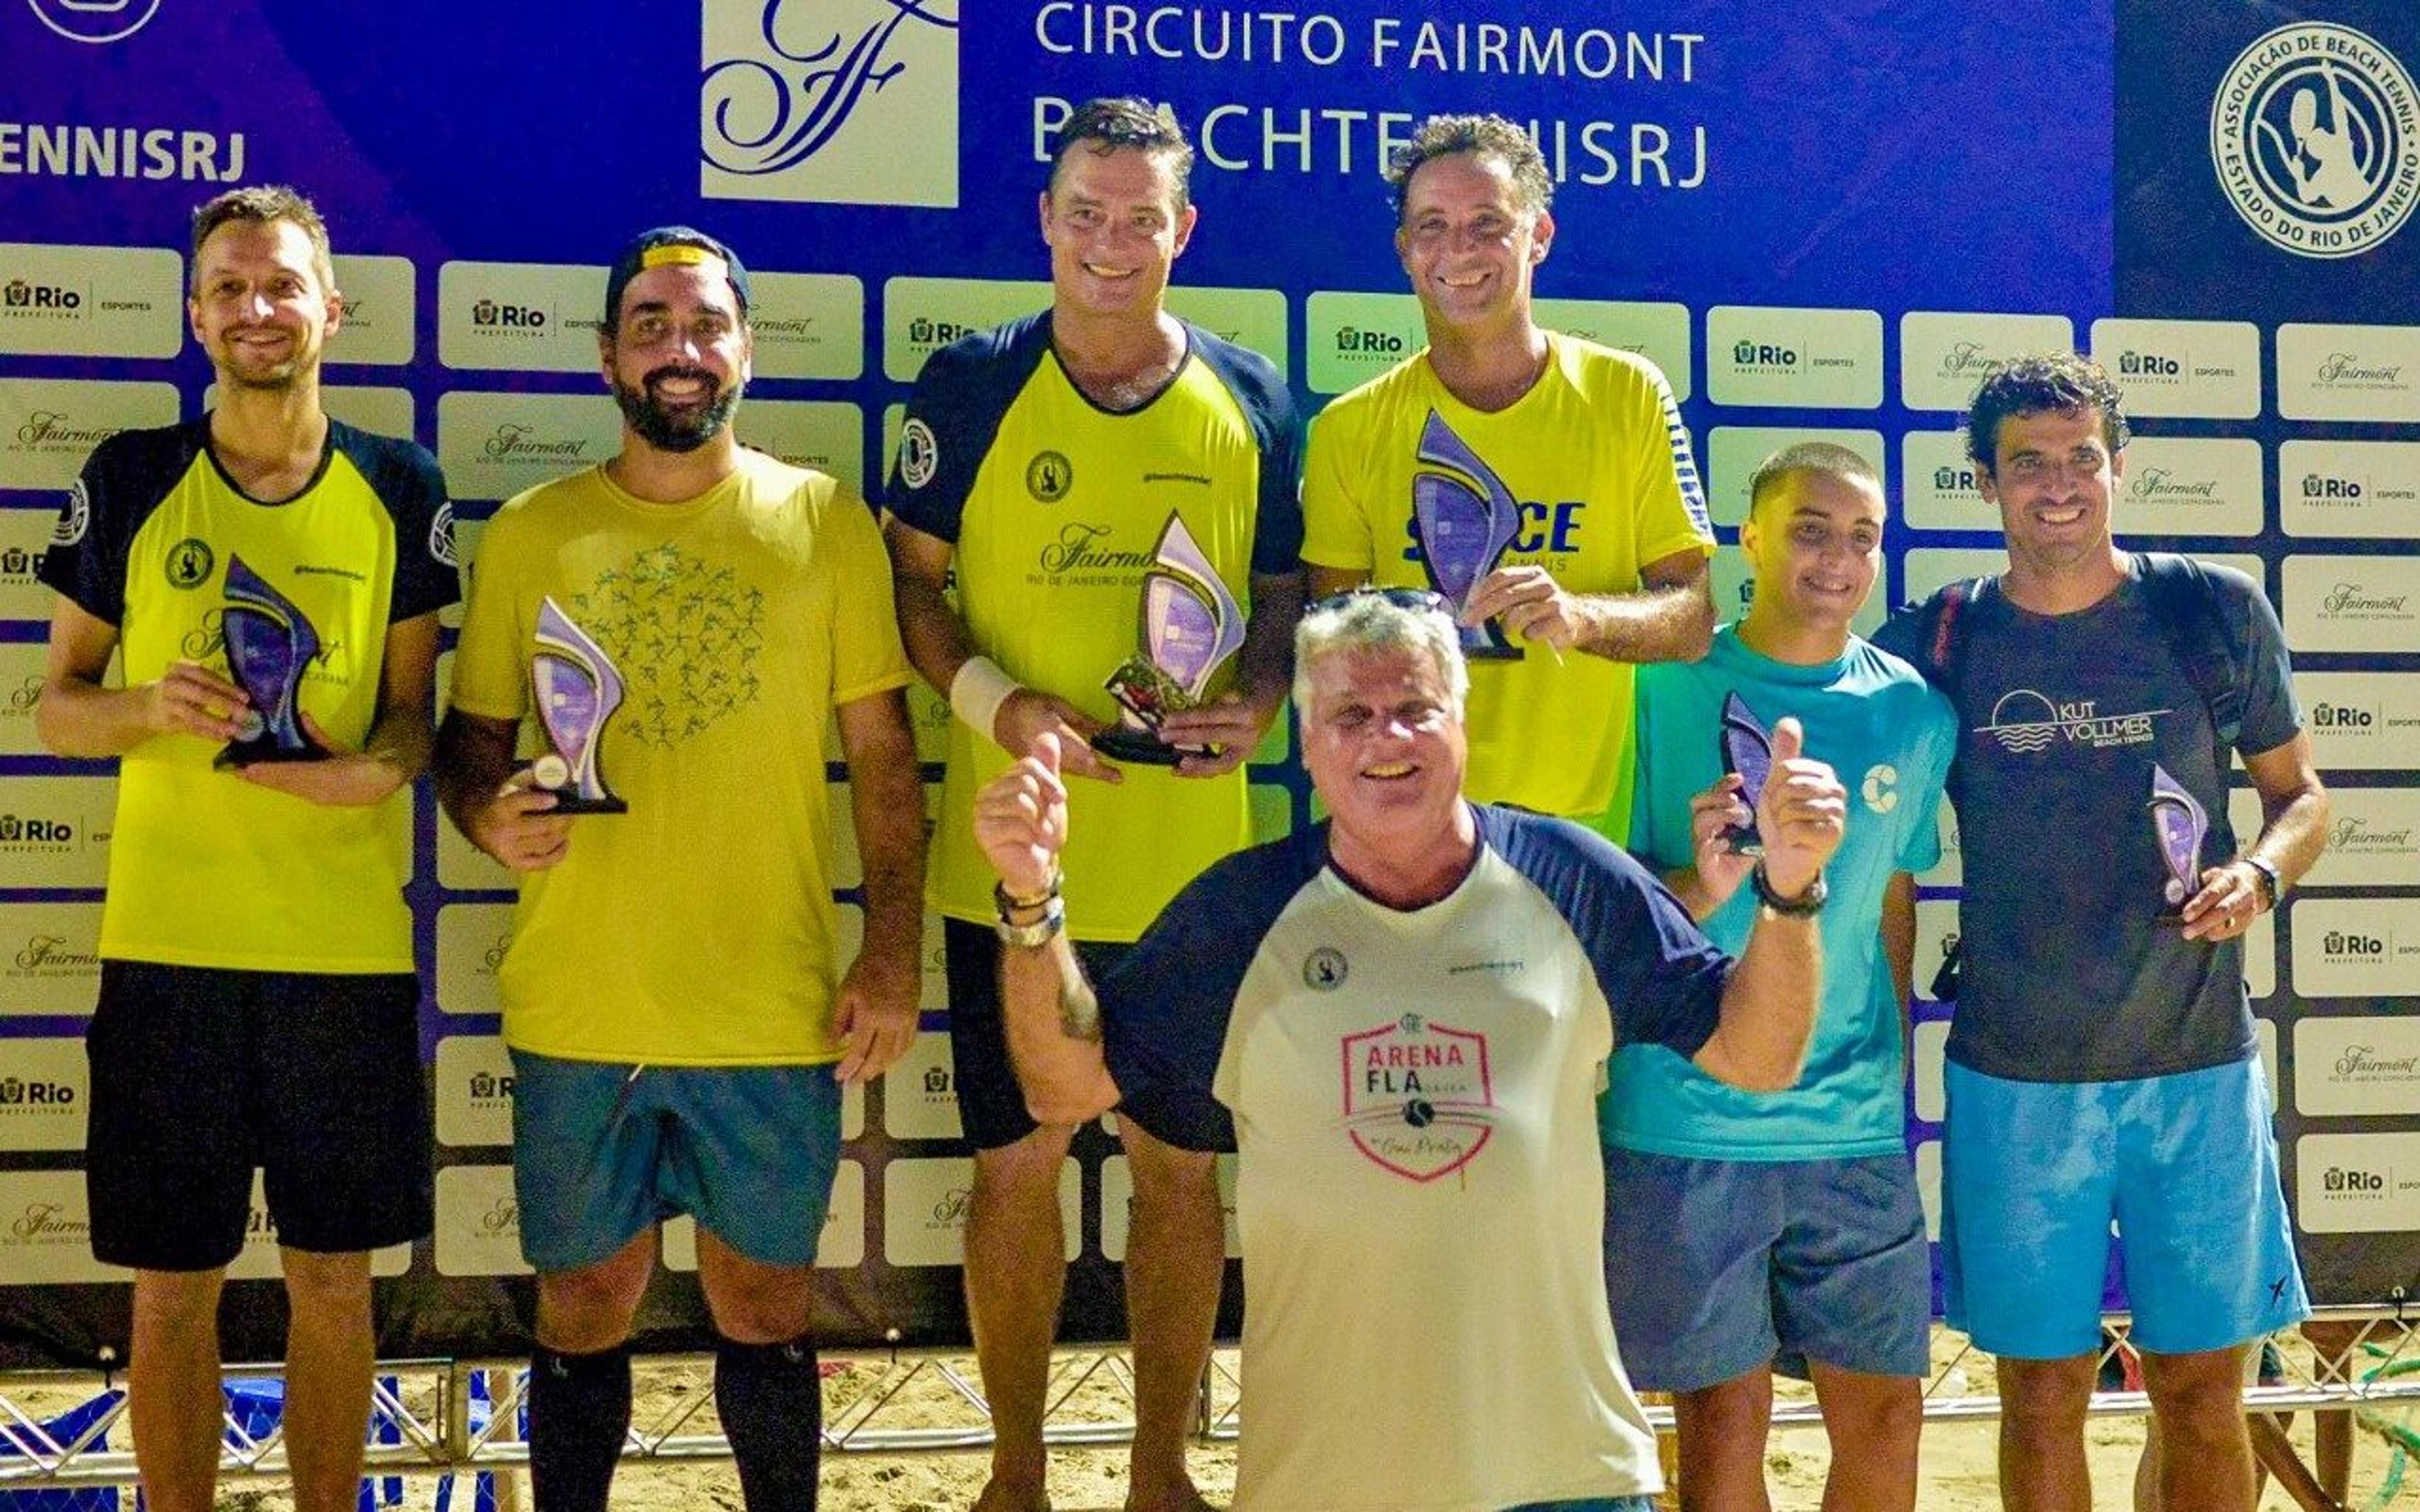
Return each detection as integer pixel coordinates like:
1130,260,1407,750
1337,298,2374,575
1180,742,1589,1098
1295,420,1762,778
1603,624,1956,1160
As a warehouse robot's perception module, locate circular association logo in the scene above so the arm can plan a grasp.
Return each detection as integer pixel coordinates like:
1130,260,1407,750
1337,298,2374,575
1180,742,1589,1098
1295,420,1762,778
163,537,214,589
1303,947,1348,990
52,479,88,548
2211,23,2420,260
26,0,162,44
898,418,939,491
429,502,459,568
1025,450,1073,503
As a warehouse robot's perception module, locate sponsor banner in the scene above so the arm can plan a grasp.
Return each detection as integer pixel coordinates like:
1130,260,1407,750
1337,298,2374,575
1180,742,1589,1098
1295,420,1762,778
433,1164,529,1278
435,391,619,503
2296,1016,2420,1118
0,242,182,358
0,507,64,619
2290,896,2420,998
2296,1132,2420,1235
1710,547,1886,639
2298,673,2420,771
325,255,417,367
2283,554,2420,653
0,1171,113,1285
882,1156,1078,1268
1101,1153,1241,1262
701,0,959,208
1705,306,1884,409
1911,1021,1947,1124
1902,430,1993,532
0,1038,85,1151
2087,318,2262,418
883,1030,964,1140
2280,439,2420,539
746,399,864,491
229,1173,410,1281
1921,805,1962,887
2269,784,2420,889
2278,324,2420,422
434,902,514,1017
0,377,180,491
887,277,1289,382
436,261,609,373
1298,291,1429,396
1533,299,1692,400
207,382,414,441
0,900,102,1016
747,272,867,381
1703,426,1884,528
661,1162,865,1271
2114,437,2264,537
1913,897,1956,1004
0,641,47,753
434,1034,516,1148
1898,311,2075,412
0,776,112,888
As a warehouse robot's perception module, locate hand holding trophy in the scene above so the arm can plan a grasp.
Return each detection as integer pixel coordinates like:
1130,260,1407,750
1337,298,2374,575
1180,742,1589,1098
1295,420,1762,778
215,554,328,769
527,597,629,814
1095,512,1247,765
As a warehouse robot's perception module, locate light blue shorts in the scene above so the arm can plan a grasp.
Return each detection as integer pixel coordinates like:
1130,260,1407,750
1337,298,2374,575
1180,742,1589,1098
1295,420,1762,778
1941,1057,2307,1360
509,1051,841,1273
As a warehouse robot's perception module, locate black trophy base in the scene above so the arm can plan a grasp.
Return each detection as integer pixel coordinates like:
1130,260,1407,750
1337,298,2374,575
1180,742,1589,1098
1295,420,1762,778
214,738,326,770
538,787,628,815
1089,726,1199,766
1463,643,1525,662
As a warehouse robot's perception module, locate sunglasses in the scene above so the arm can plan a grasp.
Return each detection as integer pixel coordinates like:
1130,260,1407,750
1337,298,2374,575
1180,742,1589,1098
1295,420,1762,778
1306,585,1453,616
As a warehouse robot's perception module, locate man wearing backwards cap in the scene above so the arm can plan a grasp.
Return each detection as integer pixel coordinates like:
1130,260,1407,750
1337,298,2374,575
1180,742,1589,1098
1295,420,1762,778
437,227,925,1512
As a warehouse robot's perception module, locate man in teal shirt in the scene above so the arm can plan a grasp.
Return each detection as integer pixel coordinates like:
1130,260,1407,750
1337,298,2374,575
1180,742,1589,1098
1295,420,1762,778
1605,442,1953,1512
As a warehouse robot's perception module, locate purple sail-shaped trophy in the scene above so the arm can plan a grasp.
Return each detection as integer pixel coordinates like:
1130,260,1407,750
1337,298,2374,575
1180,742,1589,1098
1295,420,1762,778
1718,691,1772,856
2147,762,2208,917
1412,409,1524,660
216,553,326,768
529,597,628,814
1098,512,1247,765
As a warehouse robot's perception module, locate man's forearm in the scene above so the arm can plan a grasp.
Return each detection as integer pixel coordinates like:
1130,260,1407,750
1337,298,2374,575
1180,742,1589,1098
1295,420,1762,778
890,563,979,696
35,679,156,759
843,697,929,971
999,933,1121,1125
359,700,435,786
1573,580,1715,664
1695,910,1821,1092
433,711,517,840
1881,871,1918,1013
2252,786,2329,890
1236,568,1306,707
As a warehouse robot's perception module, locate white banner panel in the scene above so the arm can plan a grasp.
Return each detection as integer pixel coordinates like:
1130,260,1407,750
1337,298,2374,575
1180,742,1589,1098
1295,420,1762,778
883,1157,1078,1268
745,272,866,381
2298,673,2420,771
434,903,514,1017
884,1031,964,1141
2278,324,2420,423
437,261,608,373
2290,897,2420,998
2295,1017,2420,1118
1703,426,1885,528
746,399,864,491
2114,437,2264,537
0,901,103,1016
434,1164,531,1277
0,243,183,358
0,1037,86,1152
2283,554,2420,653
433,1034,516,1148
0,507,66,621
435,391,619,503
0,776,113,888
1899,311,2075,412
2296,1132,2420,1234
325,255,417,367
2280,439,2420,539
1903,431,1993,532
2088,318,2262,418
1912,1022,1947,1124
0,378,182,491
1706,306,1884,408
0,1171,114,1284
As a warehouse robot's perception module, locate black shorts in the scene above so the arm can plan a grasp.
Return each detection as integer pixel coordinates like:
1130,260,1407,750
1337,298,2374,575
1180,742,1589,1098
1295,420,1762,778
942,918,1130,1150
84,961,432,1271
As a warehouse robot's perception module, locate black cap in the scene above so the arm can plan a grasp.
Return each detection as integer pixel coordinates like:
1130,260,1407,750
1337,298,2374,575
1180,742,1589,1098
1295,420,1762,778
601,227,752,330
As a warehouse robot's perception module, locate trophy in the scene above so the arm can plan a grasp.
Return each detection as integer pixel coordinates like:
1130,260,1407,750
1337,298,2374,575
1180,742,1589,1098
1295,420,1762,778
2147,763,2208,922
1412,410,1523,660
1096,511,1247,765
216,554,327,769
1717,692,1772,856
527,597,628,813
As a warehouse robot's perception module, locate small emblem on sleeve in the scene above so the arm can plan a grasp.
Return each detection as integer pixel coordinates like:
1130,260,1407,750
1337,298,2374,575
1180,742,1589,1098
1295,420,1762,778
1025,450,1073,503
1304,947,1348,990
164,538,215,590
430,502,460,568
52,480,89,547
899,419,940,490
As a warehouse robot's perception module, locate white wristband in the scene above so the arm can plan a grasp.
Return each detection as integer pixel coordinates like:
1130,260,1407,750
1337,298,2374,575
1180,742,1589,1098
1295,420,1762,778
949,656,1022,747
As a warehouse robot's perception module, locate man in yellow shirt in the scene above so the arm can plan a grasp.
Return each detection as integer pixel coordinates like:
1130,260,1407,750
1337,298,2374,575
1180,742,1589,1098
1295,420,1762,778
1301,113,1715,843
38,185,455,1512
884,98,1303,1512
438,228,923,1512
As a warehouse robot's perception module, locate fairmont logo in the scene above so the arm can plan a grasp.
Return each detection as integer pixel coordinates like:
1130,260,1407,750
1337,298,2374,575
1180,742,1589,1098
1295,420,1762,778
10,1202,86,1240
483,425,591,462
15,412,118,449
2127,468,2220,501
1937,340,2005,379
931,1186,972,1225
2321,583,2412,616
13,935,95,972
1037,522,1154,576
2327,817,2412,850
478,1198,519,1237
2318,353,2407,386
2334,1046,2420,1079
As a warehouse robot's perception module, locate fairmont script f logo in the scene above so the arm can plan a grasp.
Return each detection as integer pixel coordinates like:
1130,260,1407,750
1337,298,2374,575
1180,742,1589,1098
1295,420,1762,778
701,0,960,207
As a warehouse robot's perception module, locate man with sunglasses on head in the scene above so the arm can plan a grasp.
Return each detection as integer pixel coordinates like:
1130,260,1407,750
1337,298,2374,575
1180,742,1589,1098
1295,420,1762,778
972,586,1843,1511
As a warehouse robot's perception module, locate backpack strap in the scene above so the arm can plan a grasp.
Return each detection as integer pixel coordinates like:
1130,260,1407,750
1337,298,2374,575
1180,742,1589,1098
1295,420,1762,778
2133,552,2244,757
1911,575,1991,700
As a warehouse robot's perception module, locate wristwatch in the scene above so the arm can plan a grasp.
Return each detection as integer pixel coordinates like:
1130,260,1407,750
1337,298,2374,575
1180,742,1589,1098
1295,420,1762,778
993,872,1065,948
2242,854,2283,912
1750,862,1827,917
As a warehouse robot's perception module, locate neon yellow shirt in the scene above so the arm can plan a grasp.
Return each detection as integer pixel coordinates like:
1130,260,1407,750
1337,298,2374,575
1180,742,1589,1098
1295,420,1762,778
888,314,1303,942
1301,334,1712,836
450,452,911,1065
41,418,456,972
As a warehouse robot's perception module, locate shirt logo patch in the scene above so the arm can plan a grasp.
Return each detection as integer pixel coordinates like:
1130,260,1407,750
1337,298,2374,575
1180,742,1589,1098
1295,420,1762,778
1339,1014,1496,1182
429,502,459,568
1978,689,2169,754
1025,450,1073,503
1862,762,1899,813
164,538,214,590
52,480,88,548
1303,947,1347,990
899,418,939,491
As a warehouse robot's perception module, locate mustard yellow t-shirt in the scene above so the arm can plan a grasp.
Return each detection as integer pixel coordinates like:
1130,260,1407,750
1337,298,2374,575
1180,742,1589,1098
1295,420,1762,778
449,452,911,1065
40,417,458,972
887,314,1303,942
1301,334,1712,835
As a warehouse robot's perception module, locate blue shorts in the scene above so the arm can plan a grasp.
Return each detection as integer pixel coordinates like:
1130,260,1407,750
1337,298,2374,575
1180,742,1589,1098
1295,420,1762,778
509,1051,843,1273
1941,1057,2308,1360
1603,1145,1930,1392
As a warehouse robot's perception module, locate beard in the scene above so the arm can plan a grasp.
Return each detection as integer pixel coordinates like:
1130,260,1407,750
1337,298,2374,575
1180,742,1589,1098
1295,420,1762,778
613,365,742,453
